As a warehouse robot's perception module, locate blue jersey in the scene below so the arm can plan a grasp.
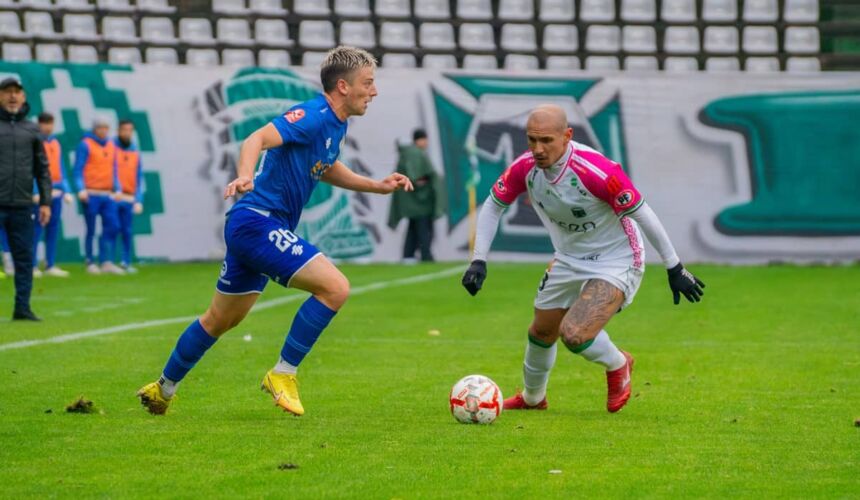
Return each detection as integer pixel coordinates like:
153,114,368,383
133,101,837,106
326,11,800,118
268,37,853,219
232,93,348,230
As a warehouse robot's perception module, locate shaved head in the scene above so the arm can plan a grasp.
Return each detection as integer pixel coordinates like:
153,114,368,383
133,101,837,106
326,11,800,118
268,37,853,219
526,104,573,168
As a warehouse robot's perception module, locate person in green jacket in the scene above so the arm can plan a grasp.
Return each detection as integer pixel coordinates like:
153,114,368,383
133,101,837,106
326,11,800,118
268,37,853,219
388,129,446,263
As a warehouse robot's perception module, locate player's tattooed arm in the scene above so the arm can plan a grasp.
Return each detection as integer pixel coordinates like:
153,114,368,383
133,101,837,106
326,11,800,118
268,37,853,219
323,161,414,194
560,279,624,347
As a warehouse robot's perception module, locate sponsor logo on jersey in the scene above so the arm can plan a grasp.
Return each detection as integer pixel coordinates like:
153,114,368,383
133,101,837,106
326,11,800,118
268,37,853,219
285,109,305,123
325,137,332,149
606,175,623,196
615,189,635,208
571,207,587,218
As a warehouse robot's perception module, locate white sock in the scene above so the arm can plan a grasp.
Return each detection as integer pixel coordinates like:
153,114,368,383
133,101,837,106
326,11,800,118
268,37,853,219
273,357,297,375
522,338,557,406
575,330,626,371
158,375,178,398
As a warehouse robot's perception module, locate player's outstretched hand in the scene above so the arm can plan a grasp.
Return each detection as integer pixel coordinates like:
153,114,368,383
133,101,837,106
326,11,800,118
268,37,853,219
224,176,255,199
667,263,705,305
462,260,487,296
379,173,414,194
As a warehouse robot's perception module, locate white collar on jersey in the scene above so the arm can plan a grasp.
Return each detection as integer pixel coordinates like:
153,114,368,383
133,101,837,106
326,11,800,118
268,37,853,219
541,141,574,181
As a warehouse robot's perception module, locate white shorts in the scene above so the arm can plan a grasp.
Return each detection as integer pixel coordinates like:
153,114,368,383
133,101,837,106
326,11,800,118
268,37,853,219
533,256,644,311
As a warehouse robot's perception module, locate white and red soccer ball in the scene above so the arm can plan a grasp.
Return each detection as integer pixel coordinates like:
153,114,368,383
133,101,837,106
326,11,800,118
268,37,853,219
449,375,502,424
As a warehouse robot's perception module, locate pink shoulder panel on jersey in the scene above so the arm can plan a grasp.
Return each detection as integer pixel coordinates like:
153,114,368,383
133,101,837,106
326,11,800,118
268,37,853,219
569,148,643,216
490,151,534,206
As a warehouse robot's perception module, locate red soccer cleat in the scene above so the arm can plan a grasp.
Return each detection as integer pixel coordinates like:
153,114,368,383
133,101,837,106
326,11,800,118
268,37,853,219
503,391,548,410
606,351,635,413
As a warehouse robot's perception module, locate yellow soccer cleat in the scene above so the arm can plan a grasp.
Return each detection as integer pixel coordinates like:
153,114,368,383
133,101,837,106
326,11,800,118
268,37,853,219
261,370,304,416
136,381,173,415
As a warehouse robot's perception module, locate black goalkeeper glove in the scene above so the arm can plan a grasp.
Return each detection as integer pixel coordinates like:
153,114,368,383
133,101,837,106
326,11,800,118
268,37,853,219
462,260,487,296
667,263,705,305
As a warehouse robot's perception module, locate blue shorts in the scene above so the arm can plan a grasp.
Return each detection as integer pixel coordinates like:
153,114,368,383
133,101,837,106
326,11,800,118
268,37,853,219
216,207,321,295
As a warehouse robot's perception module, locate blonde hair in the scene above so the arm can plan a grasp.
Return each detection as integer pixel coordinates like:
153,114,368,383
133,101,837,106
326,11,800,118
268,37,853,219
320,46,377,92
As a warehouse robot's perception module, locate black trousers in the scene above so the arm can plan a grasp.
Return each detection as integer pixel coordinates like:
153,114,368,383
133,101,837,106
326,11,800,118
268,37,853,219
0,206,35,313
403,216,434,262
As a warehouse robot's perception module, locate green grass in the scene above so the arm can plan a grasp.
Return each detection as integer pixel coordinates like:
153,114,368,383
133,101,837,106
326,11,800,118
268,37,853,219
0,262,858,498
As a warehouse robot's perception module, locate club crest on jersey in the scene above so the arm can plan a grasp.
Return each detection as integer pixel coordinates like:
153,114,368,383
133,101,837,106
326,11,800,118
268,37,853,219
285,109,305,123
615,189,635,208
496,178,507,194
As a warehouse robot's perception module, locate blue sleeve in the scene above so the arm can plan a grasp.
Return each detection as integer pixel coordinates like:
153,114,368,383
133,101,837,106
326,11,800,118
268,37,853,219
113,155,120,192
60,153,71,193
271,109,321,146
73,141,89,192
135,156,144,203
33,180,39,196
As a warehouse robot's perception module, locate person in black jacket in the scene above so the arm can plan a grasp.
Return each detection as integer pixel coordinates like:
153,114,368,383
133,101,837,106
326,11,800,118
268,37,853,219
0,77,52,321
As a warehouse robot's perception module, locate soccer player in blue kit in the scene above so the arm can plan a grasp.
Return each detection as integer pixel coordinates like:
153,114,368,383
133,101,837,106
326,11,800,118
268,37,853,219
137,46,413,416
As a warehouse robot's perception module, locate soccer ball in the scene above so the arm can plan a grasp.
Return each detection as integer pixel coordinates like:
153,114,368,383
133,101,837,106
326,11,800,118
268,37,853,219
449,374,503,424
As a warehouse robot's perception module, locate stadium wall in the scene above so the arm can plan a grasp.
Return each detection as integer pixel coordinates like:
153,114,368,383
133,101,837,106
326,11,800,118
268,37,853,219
1,61,858,264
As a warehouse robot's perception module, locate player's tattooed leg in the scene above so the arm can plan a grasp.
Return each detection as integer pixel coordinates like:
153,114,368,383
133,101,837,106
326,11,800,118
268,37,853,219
529,307,567,346
559,280,624,350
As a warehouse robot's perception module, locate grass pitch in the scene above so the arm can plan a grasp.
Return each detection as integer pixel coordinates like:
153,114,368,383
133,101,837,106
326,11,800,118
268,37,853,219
0,262,858,498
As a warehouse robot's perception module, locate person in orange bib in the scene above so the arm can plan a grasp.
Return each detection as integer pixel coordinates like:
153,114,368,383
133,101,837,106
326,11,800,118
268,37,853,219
114,119,144,273
73,118,123,275
32,112,74,278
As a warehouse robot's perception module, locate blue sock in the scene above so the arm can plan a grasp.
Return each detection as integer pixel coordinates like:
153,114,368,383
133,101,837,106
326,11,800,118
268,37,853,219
162,319,217,382
280,296,337,367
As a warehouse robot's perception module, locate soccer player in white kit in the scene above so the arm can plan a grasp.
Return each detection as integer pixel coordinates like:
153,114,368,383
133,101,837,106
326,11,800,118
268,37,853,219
461,105,705,413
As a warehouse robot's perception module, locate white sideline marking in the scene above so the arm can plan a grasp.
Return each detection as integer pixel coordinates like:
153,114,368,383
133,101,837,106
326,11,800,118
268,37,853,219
0,266,463,353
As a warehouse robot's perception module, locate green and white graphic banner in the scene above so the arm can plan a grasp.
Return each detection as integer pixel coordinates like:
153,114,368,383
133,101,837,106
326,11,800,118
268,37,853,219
1,62,858,264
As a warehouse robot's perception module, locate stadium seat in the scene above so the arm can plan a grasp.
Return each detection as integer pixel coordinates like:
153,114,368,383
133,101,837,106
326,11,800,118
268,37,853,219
783,0,818,23
382,52,417,68
584,55,620,70
298,20,335,49
0,0,20,9
140,17,177,45
745,56,780,72
185,48,219,67
500,24,537,52
2,42,32,61
334,0,370,17
212,0,248,15
422,53,457,69
785,56,821,72
663,26,699,54
258,49,290,68
663,56,698,72
23,0,59,10
742,26,778,54
420,23,455,50
624,55,658,71
35,43,64,61
545,55,580,69
704,26,738,54
0,12,27,39
379,21,415,50
580,0,615,22
339,21,375,49
108,47,141,64
459,23,495,51
56,0,94,12
620,0,656,22
505,53,539,70
784,27,819,54
217,19,253,47
743,0,777,22
456,0,492,20
254,19,292,48
702,0,736,21
102,16,137,43
375,0,409,18
249,0,286,16
661,0,695,22
499,0,534,20
585,25,620,54
415,0,450,20
63,14,100,42
542,24,578,53
145,46,178,65
137,0,175,14
705,56,740,72
221,48,255,66
179,18,215,46
462,53,497,69
96,0,134,13
622,25,656,53
539,0,575,22
67,44,98,62
25,11,60,39
294,0,329,16
301,50,328,67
